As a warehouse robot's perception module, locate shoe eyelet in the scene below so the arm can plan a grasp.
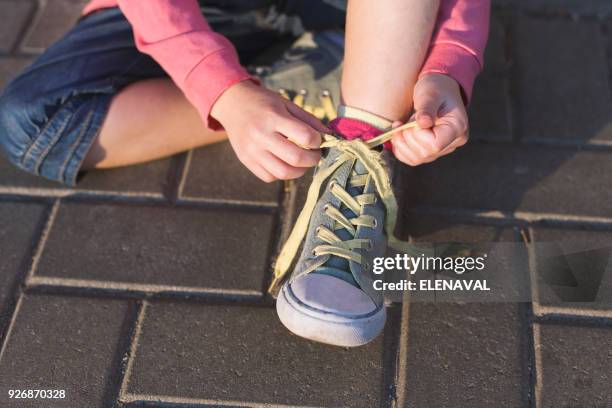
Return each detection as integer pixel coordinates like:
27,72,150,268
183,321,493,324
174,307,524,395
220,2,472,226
312,249,318,256
372,219,378,228
315,226,322,235
323,204,330,212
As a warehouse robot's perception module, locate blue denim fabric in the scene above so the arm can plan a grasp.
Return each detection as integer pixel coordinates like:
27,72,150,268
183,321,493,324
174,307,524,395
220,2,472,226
0,9,166,185
0,2,345,185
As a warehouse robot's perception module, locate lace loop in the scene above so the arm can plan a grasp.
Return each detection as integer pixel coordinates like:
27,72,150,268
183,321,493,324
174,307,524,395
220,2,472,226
269,121,423,294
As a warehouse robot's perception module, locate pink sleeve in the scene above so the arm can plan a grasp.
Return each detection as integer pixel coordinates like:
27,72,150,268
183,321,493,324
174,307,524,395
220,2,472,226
116,0,254,129
420,0,491,103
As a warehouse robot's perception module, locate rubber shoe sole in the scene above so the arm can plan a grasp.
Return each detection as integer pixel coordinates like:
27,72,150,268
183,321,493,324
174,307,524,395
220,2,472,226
276,280,386,347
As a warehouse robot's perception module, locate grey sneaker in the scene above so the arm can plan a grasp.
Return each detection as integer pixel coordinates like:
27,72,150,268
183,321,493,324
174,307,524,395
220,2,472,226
273,114,398,347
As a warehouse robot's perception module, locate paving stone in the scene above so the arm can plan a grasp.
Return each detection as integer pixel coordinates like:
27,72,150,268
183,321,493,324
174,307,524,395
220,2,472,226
396,142,612,217
483,14,507,75
0,153,173,194
0,0,35,53
35,202,275,292
403,302,528,408
0,294,129,408
0,57,33,88
469,15,511,141
537,323,612,406
75,158,174,194
125,302,389,407
530,226,612,311
399,214,516,243
469,74,511,141
396,216,530,303
515,17,612,143
181,142,282,204
21,0,89,52
0,201,46,330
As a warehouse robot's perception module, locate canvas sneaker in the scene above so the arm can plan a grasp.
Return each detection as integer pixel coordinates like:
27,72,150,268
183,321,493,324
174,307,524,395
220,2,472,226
271,107,422,347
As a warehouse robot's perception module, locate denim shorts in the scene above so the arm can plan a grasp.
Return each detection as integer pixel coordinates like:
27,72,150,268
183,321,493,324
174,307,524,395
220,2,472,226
0,1,345,185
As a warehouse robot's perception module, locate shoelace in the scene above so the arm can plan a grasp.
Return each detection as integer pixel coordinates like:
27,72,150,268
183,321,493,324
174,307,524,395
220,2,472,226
269,121,426,294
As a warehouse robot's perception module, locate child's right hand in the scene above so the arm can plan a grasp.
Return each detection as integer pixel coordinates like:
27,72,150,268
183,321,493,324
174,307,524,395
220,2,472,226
211,81,328,182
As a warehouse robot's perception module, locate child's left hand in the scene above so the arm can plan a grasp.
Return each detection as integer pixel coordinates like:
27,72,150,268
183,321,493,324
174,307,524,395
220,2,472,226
391,73,469,166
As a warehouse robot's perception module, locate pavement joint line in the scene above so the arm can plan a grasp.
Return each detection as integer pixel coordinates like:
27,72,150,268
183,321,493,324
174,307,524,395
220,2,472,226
17,0,49,55
118,300,148,404
121,393,326,408
25,198,59,281
106,301,142,408
25,276,265,299
0,189,280,213
532,305,612,320
176,194,279,209
4,0,38,54
519,137,612,149
393,285,411,408
532,323,543,408
0,186,165,199
175,149,193,200
380,306,403,408
520,301,538,408
0,295,23,365
526,227,543,322
410,206,612,228
163,152,190,203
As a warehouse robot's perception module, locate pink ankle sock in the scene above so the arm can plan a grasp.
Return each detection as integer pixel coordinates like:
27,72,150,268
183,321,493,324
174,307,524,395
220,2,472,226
329,117,392,149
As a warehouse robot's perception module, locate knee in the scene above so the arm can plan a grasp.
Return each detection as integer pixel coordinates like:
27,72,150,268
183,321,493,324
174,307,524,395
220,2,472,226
0,82,40,169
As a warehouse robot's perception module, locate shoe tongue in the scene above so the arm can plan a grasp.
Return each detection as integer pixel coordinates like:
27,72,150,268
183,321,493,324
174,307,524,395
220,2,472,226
316,111,387,287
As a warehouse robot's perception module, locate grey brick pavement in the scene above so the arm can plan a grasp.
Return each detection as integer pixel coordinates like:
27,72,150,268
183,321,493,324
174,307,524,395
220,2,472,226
0,1,612,407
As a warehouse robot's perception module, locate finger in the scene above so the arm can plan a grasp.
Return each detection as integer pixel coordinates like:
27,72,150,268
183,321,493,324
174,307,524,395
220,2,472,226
401,128,431,162
391,133,421,166
265,133,321,168
242,157,277,183
276,114,322,149
419,128,469,164
438,130,468,156
413,123,456,154
413,91,442,129
285,102,331,133
261,151,308,180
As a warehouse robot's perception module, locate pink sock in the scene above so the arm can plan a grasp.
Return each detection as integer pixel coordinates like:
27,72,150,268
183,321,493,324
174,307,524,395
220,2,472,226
329,117,392,150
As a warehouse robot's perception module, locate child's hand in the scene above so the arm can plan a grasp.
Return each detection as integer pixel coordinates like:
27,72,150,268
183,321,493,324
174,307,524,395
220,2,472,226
211,81,329,182
391,73,469,166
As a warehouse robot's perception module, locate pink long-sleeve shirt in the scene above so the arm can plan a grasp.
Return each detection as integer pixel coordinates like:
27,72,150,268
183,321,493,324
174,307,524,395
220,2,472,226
83,0,490,129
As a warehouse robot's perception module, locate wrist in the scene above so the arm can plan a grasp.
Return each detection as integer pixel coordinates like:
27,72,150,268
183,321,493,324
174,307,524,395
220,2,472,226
210,79,259,123
417,72,464,106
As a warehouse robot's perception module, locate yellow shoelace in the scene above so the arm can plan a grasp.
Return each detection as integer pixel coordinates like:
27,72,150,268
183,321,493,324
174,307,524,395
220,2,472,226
269,121,426,294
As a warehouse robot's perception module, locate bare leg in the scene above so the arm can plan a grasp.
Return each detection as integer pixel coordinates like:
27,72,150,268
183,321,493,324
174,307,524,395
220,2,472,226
341,0,440,121
82,78,227,169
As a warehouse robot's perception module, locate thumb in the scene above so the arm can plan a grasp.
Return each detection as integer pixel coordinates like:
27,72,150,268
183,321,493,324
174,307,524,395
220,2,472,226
414,91,442,129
